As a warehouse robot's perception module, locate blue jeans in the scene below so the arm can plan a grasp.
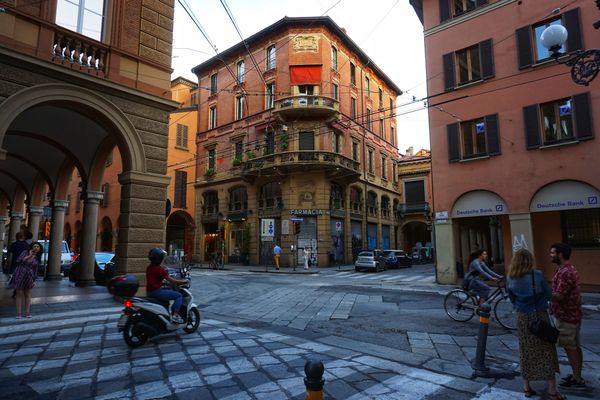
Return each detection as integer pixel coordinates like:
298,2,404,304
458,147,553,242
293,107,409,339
147,288,182,314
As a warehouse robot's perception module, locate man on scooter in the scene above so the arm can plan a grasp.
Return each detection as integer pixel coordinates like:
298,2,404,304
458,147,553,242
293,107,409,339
146,248,188,324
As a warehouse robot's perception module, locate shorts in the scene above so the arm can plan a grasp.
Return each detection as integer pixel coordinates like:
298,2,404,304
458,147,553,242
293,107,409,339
554,318,581,349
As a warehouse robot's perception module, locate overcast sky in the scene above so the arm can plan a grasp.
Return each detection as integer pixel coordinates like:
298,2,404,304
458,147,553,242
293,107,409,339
171,0,429,153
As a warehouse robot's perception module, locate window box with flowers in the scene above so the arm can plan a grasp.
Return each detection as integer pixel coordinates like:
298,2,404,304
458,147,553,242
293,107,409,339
232,158,242,167
245,150,256,160
280,134,289,151
205,168,215,177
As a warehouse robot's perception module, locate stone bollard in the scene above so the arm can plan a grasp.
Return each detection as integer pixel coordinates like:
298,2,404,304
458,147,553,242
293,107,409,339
471,303,491,374
304,359,324,400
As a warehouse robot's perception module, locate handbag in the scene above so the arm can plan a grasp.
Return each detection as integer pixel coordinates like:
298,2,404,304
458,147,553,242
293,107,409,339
528,270,559,344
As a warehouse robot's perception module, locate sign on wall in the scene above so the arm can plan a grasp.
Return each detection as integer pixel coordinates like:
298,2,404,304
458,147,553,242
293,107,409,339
530,181,600,212
452,191,508,218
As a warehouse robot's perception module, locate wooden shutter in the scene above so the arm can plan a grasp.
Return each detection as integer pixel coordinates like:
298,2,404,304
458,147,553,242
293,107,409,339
443,52,455,91
523,105,541,149
447,123,460,162
485,114,500,156
182,125,188,148
174,171,187,208
563,8,582,52
439,0,450,22
176,124,183,147
516,26,533,69
479,39,495,80
573,92,593,141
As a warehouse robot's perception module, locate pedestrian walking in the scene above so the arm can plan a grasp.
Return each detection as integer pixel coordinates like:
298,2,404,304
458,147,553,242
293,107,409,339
303,247,310,270
551,242,587,390
506,249,564,399
11,242,43,319
273,243,282,270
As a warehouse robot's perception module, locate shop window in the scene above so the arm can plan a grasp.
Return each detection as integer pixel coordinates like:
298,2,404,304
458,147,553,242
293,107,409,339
516,8,582,69
523,92,593,150
176,124,188,149
443,39,494,90
266,45,276,70
561,209,600,247
229,187,248,212
447,114,500,162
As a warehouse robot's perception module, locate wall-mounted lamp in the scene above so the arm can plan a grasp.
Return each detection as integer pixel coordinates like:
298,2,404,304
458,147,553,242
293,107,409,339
541,23,600,86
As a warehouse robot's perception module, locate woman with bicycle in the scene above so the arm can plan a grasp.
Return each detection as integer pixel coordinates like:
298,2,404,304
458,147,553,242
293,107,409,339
507,249,563,400
465,249,502,304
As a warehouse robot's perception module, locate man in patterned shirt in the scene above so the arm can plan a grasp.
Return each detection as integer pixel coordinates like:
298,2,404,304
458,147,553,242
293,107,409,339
550,242,586,390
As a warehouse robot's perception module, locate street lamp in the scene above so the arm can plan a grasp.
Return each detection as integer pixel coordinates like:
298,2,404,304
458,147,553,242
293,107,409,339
540,23,600,86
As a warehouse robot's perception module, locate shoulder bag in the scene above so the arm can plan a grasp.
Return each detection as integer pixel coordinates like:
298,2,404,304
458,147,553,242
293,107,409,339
528,270,560,344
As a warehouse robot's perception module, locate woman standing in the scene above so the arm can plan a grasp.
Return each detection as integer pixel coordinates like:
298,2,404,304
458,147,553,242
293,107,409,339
507,249,564,399
303,247,310,270
11,241,42,319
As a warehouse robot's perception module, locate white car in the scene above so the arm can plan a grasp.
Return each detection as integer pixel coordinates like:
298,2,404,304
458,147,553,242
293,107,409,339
37,240,72,276
354,250,384,272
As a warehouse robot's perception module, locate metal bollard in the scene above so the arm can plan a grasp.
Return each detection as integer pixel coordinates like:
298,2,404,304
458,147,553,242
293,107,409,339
304,359,324,400
471,303,491,373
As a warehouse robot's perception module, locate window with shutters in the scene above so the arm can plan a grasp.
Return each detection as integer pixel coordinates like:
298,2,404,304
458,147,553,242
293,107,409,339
174,170,187,208
332,131,342,153
523,93,593,150
100,183,109,207
378,88,383,109
176,124,188,149
331,46,338,70
391,126,396,146
365,76,370,95
444,39,494,90
389,98,394,116
209,106,217,129
366,108,372,130
461,118,487,158
350,63,356,85
517,8,582,69
266,82,275,109
236,60,245,84
207,148,216,170
351,97,357,120
266,45,276,70
561,209,600,248
210,74,218,96
299,131,314,161
541,98,574,144
332,83,338,100
447,114,500,162
190,92,198,106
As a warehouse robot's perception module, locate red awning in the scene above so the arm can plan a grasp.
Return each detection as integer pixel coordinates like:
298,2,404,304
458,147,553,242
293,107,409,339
290,66,322,84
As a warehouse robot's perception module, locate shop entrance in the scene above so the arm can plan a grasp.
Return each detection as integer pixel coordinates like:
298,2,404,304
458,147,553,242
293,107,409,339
296,217,317,266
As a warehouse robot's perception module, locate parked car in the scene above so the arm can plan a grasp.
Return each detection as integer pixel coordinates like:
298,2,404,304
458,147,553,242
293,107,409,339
354,250,384,272
68,252,116,285
37,240,72,276
380,250,412,269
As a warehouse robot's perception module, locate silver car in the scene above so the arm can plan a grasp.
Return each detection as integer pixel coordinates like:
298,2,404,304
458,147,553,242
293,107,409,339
354,250,384,272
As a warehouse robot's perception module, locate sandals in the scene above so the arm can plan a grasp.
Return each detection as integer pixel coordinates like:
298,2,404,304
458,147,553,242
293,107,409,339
524,389,537,398
548,393,566,400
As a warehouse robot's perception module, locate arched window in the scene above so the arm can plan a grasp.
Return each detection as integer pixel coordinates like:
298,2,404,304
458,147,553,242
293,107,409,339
393,198,400,220
349,187,362,212
367,191,378,217
202,191,219,215
381,196,390,218
330,183,345,209
259,182,282,209
229,187,248,211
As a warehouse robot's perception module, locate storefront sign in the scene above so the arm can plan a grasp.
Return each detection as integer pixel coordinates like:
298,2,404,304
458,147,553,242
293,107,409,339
435,211,448,220
530,181,600,212
452,191,508,218
290,209,323,216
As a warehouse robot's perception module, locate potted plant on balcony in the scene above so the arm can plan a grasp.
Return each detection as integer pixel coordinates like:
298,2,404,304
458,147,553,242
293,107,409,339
205,168,215,177
245,150,256,160
263,148,273,156
279,134,288,151
232,158,242,167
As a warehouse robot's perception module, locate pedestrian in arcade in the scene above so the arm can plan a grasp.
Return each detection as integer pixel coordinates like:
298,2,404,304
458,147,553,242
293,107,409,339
303,247,310,270
273,243,282,270
506,249,563,399
551,242,587,391
11,242,43,319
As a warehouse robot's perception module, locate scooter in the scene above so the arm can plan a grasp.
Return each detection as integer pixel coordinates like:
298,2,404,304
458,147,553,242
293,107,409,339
112,266,201,348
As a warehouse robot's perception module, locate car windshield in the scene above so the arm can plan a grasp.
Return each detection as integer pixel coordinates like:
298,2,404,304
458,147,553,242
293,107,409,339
96,253,114,264
358,251,373,257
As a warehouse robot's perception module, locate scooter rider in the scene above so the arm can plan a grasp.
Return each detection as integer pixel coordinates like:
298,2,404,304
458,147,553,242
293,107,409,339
146,248,187,324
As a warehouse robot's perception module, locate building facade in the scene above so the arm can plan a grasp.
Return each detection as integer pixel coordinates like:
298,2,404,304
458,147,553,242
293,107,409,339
192,17,403,267
0,0,177,285
411,0,600,287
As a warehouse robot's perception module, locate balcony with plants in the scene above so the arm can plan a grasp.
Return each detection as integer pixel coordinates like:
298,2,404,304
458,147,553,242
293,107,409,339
273,95,339,120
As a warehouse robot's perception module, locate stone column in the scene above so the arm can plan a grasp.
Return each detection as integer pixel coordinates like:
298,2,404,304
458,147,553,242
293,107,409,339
117,171,170,290
434,219,456,284
76,191,103,287
489,217,499,264
28,206,44,241
0,216,8,254
8,211,23,245
509,213,534,255
46,201,68,280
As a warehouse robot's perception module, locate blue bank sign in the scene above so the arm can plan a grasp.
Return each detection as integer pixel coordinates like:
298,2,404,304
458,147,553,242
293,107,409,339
530,181,600,212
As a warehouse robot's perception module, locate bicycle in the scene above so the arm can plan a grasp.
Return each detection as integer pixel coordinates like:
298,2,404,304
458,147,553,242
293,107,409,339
443,278,517,330
209,252,223,270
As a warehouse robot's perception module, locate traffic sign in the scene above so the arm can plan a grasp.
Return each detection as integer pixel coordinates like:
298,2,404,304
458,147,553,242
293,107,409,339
261,218,275,237
290,217,304,222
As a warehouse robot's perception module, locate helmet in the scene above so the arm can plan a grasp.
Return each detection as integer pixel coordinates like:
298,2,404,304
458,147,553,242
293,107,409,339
148,247,167,265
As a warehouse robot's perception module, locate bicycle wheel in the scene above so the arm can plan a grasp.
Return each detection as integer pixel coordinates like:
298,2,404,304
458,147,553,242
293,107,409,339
493,296,517,330
444,289,477,322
